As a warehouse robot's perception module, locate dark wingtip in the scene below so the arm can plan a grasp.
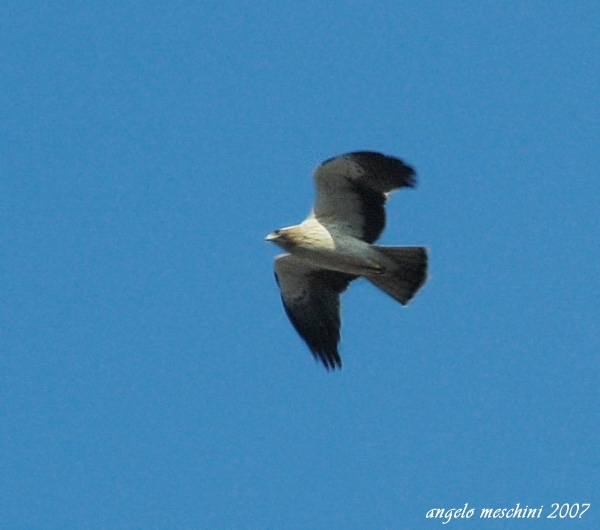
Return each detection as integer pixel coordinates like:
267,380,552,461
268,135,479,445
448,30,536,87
307,344,342,371
319,151,417,191
349,151,417,189
280,297,344,371
312,348,342,371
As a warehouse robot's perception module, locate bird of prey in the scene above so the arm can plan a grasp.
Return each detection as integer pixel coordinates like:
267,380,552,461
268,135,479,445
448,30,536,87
266,151,428,370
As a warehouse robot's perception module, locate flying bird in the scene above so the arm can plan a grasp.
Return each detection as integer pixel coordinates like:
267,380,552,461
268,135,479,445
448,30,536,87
266,151,427,370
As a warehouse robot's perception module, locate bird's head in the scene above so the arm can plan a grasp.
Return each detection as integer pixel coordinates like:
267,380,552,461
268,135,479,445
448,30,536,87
265,230,280,242
265,227,297,251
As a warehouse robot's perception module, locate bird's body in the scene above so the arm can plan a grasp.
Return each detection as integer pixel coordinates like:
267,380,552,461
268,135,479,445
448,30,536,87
266,151,428,370
267,220,382,276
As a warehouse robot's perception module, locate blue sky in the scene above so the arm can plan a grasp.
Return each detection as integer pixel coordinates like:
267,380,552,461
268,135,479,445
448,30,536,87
1,1,599,528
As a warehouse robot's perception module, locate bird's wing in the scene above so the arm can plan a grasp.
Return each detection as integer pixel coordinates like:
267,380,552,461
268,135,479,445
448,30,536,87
273,254,356,370
312,151,416,243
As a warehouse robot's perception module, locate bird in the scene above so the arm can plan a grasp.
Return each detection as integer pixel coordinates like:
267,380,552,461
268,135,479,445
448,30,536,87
266,151,427,370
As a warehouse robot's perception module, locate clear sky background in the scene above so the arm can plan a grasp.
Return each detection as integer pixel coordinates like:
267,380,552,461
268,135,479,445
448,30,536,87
1,2,598,529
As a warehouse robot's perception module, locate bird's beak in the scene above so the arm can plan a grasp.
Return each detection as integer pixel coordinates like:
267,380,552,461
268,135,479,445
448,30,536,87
265,232,277,242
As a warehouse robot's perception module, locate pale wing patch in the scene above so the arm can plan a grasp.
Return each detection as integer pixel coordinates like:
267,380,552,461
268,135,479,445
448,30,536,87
312,152,416,243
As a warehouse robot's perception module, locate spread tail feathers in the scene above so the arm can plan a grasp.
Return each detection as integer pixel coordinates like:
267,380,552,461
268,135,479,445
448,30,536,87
366,246,428,305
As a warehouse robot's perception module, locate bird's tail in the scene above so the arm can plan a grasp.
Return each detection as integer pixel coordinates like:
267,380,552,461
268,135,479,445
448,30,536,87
366,246,428,305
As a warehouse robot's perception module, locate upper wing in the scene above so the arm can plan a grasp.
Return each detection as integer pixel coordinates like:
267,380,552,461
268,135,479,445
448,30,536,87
312,151,416,243
273,254,356,370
